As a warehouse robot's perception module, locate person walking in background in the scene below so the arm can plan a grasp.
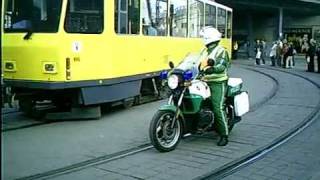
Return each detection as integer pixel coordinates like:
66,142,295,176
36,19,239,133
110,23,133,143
261,39,266,65
232,41,239,59
285,42,294,69
306,39,316,72
255,40,262,65
316,43,320,73
282,41,289,68
292,47,297,67
269,41,277,66
276,40,283,66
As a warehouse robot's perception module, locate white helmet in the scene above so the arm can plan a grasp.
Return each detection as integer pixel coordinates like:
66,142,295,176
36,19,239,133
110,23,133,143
200,26,222,46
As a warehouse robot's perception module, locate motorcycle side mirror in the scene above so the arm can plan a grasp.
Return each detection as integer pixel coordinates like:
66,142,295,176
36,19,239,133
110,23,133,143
169,61,175,69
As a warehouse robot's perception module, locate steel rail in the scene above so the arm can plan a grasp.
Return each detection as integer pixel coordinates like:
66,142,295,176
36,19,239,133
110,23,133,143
16,144,153,180
1,96,161,132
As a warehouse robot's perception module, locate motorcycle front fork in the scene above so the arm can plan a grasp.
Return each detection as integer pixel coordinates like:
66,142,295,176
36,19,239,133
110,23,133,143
169,88,187,129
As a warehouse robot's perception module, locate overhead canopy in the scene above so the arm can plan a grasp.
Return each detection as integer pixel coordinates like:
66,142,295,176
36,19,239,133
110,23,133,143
215,0,320,15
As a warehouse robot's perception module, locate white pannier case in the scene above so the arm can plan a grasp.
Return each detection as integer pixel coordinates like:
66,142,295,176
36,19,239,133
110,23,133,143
234,91,250,116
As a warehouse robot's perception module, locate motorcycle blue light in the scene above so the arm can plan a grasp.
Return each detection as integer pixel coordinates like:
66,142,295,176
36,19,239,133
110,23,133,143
183,70,193,81
159,71,168,80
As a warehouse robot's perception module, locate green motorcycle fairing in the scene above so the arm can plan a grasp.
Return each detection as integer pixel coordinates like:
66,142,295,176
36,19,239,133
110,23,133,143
180,94,204,114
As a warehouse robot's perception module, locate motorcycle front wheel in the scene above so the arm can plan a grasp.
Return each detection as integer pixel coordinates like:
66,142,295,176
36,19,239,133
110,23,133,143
149,110,182,152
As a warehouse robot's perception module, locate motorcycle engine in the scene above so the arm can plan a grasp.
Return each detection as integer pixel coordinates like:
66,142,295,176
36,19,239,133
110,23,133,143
197,109,214,130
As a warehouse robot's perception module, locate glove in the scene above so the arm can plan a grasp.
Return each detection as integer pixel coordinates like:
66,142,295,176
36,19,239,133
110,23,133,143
207,58,215,66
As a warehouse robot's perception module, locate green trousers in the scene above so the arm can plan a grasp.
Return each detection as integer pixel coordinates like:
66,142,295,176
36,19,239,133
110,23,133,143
208,81,228,136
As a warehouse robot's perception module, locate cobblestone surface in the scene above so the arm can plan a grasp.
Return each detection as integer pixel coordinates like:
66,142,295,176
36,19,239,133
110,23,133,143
222,113,320,180
49,63,320,180
220,59,320,180
2,66,275,180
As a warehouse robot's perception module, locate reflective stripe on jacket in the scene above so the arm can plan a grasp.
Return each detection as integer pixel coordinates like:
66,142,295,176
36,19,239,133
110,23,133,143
202,45,230,82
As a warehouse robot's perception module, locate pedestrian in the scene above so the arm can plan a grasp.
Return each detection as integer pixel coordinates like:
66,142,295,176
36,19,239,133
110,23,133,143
306,39,316,72
292,48,297,67
316,43,320,73
282,41,289,68
269,41,277,66
200,27,230,146
276,40,283,66
256,47,262,65
232,41,239,59
285,42,294,69
261,39,266,65
255,40,262,65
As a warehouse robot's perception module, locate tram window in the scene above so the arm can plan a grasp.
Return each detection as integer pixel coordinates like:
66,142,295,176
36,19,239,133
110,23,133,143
65,0,103,34
142,0,168,36
227,11,232,38
205,4,216,28
217,7,226,38
170,0,187,37
189,0,204,38
115,0,140,34
4,0,62,33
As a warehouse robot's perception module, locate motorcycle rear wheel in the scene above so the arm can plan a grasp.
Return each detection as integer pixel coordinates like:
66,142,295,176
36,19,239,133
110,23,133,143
149,110,182,152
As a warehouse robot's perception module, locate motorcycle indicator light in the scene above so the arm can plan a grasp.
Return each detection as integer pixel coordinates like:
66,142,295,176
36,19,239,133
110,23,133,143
159,70,168,80
183,70,193,81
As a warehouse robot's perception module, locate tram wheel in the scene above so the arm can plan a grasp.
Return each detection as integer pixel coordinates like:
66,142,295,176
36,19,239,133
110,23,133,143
52,99,71,111
19,99,37,117
123,97,135,109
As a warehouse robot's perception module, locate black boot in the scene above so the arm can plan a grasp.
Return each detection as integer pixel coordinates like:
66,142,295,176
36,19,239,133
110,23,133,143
217,136,228,146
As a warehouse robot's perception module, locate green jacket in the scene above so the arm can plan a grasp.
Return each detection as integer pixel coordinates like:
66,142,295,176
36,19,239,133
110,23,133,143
202,45,230,82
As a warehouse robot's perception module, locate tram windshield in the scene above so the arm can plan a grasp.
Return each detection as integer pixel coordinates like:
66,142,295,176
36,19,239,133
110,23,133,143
3,0,62,33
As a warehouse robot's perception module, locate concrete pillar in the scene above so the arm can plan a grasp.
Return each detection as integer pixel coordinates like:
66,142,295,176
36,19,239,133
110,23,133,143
279,7,283,39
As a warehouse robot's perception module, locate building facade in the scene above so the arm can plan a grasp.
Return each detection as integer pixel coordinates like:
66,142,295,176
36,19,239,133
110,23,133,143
215,0,320,55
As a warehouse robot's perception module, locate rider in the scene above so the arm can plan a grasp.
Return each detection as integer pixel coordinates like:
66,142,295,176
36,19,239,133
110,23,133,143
200,27,230,146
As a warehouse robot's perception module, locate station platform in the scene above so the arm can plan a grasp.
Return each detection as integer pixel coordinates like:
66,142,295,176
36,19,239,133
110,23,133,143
2,58,320,180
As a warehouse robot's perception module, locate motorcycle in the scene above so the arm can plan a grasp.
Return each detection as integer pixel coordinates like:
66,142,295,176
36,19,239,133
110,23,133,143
149,53,249,152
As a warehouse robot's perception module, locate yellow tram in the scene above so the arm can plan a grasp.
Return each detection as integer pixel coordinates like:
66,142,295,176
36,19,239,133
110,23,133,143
2,0,232,117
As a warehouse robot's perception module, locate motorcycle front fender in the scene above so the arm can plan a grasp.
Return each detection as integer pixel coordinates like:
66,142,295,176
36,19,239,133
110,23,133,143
158,104,187,134
158,105,184,120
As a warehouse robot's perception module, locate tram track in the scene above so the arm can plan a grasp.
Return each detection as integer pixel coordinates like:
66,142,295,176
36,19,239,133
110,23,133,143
1,96,161,132
197,65,320,180
2,106,53,132
13,66,282,180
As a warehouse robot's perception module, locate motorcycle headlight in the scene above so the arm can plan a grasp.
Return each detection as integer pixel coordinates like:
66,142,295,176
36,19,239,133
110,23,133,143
167,74,179,89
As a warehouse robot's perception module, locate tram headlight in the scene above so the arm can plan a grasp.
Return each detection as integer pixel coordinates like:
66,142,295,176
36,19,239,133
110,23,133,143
43,62,57,74
4,61,16,72
167,74,179,90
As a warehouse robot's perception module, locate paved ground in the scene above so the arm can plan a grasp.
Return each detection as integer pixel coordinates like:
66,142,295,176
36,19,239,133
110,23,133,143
2,58,319,180
222,57,320,180
1,66,275,180
222,112,320,180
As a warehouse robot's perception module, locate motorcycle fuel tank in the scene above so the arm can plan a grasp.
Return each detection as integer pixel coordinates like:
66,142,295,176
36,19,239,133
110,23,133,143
188,80,211,99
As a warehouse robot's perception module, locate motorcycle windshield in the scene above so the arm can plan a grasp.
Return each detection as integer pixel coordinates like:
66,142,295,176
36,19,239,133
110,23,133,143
175,52,205,79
